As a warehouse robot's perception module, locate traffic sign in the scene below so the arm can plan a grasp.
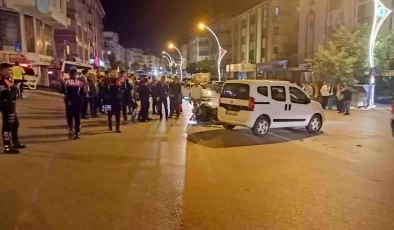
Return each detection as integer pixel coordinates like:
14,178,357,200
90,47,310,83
14,44,22,53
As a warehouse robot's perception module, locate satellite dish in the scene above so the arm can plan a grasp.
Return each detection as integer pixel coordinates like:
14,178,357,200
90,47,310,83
36,0,50,14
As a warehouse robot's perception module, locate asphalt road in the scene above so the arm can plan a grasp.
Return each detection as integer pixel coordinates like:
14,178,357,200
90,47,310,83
0,91,393,230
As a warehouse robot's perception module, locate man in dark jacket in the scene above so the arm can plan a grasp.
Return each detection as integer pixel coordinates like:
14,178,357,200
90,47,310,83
120,71,133,122
87,75,98,118
138,77,151,122
103,70,124,132
155,76,169,120
341,84,352,116
0,63,26,153
168,76,182,119
79,69,89,119
60,67,86,139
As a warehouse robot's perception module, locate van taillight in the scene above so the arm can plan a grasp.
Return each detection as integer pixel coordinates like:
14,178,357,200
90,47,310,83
248,97,255,111
391,99,394,115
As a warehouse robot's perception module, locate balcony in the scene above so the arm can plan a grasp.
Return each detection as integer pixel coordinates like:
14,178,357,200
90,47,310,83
5,0,68,28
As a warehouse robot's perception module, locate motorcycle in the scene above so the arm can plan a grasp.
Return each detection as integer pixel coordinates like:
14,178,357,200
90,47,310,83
190,102,221,125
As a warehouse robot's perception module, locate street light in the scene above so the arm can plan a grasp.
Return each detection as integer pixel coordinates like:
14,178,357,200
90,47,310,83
163,55,173,73
199,23,227,81
168,43,185,80
368,0,392,108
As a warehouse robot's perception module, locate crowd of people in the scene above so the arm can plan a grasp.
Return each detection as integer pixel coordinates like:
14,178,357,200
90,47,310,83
61,68,184,140
302,81,353,115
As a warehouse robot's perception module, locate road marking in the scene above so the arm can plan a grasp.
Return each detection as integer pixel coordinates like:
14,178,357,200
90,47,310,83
265,132,361,164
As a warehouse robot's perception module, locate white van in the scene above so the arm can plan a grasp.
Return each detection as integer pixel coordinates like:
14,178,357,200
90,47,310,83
61,61,93,79
218,80,324,136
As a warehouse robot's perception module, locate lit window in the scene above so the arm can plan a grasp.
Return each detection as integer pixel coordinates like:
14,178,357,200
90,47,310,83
274,6,280,15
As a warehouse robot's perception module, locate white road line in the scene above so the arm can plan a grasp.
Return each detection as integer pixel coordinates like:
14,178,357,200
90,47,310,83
265,132,361,164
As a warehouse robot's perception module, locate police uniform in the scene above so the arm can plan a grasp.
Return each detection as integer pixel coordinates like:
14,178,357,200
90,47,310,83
103,77,124,132
60,77,85,139
0,76,25,153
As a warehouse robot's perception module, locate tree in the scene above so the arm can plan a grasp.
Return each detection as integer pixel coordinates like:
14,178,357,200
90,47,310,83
131,62,140,71
197,60,213,73
373,33,393,72
186,63,198,74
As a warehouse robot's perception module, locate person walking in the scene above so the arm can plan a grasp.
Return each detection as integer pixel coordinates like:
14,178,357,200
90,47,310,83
0,63,26,153
320,82,330,109
60,67,86,140
190,81,203,106
103,70,124,133
11,62,25,99
79,69,89,119
155,76,169,120
87,74,98,118
138,77,151,122
169,76,182,119
342,84,352,115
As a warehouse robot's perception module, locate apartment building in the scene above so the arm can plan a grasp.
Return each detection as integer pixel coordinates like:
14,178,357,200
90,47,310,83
54,0,105,66
103,31,125,65
188,33,211,63
125,48,144,67
181,44,187,70
1,0,69,86
298,0,394,64
143,54,162,69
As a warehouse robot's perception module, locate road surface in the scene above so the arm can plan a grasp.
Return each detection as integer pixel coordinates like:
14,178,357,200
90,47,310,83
0,91,393,230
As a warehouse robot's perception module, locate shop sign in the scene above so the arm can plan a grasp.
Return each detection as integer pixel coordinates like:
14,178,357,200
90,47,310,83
9,54,29,64
257,60,288,72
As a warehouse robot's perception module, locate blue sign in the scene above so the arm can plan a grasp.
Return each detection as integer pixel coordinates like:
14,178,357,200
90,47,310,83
377,7,386,17
14,44,22,53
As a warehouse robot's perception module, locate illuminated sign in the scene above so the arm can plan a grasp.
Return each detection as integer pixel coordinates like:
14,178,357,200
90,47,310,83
377,7,386,17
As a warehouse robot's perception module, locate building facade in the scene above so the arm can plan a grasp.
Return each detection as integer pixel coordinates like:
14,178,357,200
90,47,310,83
54,0,105,66
125,48,144,67
230,0,299,65
103,31,125,65
181,44,187,70
1,0,69,86
188,33,211,63
298,0,394,64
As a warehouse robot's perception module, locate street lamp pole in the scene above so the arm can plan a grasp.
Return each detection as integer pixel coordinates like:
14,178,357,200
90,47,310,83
163,56,173,73
368,0,392,108
199,23,227,81
168,44,184,80
162,51,175,74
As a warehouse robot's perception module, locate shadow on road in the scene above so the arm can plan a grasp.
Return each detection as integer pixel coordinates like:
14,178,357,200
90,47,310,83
187,128,322,148
19,115,66,120
29,119,108,130
0,192,20,230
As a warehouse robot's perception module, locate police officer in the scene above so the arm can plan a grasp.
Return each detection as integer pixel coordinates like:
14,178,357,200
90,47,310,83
0,63,26,153
138,77,151,122
60,68,85,140
120,71,133,123
155,76,169,120
169,76,182,119
103,70,124,133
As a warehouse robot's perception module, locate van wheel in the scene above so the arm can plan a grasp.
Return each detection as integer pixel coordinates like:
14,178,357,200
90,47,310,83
252,116,270,137
306,114,322,133
223,124,236,130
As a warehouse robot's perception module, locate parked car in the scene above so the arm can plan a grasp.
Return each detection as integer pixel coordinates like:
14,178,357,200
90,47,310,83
218,80,324,136
182,83,212,99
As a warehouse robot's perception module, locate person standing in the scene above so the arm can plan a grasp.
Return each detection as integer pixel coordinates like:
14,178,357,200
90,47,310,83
59,68,85,140
320,82,330,109
302,82,314,99
103,70,124,133
138,77,151,122
155,76,169,120
190,81,204,106
169,76,182,119
120,71,132,123
11,62,25,99
0,63,26,153
342,84,352,115
151,80,158,114
87,74,98,118
336,84,344,113
79,69,89,119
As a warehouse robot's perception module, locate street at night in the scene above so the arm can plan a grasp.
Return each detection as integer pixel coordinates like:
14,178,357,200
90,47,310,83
0,91,393,230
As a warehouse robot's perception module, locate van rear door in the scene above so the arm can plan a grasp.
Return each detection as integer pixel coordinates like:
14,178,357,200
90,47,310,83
219,83,251,122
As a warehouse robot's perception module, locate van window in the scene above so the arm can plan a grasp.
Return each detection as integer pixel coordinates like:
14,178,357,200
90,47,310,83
271,86,286,101
290,87,309,104
257,86,268,97
221,83,250,100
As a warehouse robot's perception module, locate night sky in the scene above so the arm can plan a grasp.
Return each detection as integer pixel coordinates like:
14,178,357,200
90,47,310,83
100,0,262,55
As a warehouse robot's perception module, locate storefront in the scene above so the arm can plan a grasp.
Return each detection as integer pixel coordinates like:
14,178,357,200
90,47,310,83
226,63,256,80
24,53,53,86
256,60,289,80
